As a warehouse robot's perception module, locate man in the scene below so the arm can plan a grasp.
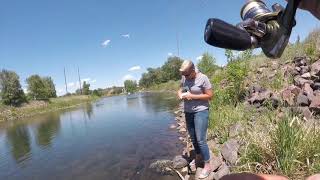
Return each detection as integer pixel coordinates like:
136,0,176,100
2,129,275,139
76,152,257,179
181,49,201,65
286,0,320,20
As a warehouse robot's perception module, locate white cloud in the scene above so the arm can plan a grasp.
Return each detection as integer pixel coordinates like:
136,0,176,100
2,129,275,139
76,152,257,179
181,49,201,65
122,74,135,81
91,79,97,83
196,55,203,61
121,34,130,38
168,52,173,57
128,66,141,71
101,39,111,47
67,82,75,88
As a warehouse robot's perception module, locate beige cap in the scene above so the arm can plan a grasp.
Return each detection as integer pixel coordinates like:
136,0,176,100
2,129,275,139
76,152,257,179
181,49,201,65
179,60,195,73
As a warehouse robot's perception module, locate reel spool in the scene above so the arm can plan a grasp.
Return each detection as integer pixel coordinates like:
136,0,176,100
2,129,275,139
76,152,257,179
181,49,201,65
240,0,280,22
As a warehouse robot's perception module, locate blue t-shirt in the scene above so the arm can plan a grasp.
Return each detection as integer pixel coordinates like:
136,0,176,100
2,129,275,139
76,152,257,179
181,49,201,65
181,73,212,113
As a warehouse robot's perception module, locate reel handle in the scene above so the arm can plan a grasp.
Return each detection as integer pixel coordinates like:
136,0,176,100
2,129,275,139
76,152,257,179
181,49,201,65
204,18,254,51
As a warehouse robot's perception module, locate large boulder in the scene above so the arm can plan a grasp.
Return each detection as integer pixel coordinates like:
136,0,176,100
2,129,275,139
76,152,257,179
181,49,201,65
309,95,320,113
221,139,240,165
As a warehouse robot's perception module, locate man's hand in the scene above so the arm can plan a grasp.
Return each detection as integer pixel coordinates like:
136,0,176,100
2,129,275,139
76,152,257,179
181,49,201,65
182,91,193,100
285,0,320,20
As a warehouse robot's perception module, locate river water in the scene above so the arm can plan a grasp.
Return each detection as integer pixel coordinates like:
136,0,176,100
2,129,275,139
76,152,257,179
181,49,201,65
0,93,184,180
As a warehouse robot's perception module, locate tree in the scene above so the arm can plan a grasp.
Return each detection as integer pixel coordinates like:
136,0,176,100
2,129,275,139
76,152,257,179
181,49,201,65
240,49,253,60
82,81,90,95
124,80,137,93
92,89,102,97
42,77,57,98
161,56,183,81
0,69,26,106
197,52,219,76
225,49,235,63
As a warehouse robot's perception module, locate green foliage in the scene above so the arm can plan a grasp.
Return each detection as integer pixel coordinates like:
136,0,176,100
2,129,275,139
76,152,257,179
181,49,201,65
197,52,219,76
91,89,102,97
82,81,90,95
273,115,303,175
26,75,57,100
0,69,26,106
124,80,137,93
225,49,235,63
139,56,183,88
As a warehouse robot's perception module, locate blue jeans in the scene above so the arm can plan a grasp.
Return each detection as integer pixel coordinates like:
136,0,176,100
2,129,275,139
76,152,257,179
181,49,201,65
185,109,210,162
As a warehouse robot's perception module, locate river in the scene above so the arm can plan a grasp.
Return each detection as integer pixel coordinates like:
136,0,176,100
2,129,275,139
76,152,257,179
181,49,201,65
0,93,184,180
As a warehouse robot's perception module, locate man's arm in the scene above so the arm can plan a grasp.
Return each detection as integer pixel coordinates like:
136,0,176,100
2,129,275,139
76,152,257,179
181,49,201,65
184,89,213,101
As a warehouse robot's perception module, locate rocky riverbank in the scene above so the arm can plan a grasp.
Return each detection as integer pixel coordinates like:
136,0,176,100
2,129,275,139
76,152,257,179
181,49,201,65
161,105,239,180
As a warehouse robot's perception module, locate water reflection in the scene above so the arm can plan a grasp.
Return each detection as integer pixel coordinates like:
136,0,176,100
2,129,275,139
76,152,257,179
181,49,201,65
84,103,93,119
6,125,31,163
36,112,61,148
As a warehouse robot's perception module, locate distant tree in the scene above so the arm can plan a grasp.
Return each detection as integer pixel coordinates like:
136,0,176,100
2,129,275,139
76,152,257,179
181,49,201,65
124,80,137,93
92,89,102,97
82,81,90,95
26,75,57,100
0,69,26,106
161,56,183,81
225,49,235,63
197,52,219,76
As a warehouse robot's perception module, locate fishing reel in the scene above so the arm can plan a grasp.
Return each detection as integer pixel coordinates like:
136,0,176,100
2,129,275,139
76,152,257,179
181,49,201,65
204,0,301,58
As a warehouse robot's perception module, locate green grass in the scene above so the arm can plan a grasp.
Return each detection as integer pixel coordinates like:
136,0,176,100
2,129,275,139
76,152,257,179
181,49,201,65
0,95,99,121
145,80,179,92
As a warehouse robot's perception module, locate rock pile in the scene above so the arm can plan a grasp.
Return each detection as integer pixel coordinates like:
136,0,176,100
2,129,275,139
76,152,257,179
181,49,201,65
246,57,320,120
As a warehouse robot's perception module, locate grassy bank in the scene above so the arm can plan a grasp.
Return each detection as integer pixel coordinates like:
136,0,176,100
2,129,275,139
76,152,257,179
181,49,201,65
143,80,180,92
144,29,320,178
0,95,100,122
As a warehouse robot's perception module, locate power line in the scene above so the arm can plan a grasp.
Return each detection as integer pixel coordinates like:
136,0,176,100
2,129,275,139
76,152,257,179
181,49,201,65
64,67,68,94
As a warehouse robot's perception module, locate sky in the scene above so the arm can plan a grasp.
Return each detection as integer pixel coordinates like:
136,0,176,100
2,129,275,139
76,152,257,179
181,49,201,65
1,0,319,96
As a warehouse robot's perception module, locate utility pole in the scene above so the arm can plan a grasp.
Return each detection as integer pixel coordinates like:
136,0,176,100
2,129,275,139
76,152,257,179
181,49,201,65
78,67,82,95
64,67,68,94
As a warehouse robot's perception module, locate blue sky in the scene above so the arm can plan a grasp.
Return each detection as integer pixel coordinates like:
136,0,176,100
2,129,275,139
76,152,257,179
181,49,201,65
1,0,319,96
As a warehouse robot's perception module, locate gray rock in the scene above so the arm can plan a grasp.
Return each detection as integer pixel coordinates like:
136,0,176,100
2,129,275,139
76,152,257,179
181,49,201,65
313,83,320,90
301,72,311,79
210,152,223,171
303,83,315,101
300,66,310,74
221,139,240,165
294,76,314,87
310,95,320,114
212,163,230,180
296,93,310,106
293,56,307,66
311,60,320,77
179,128,187,133
295,66,301,72
172,155,188,169
281,88,297,106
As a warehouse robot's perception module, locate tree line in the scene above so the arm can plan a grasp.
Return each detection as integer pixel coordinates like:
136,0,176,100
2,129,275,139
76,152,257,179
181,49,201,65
0,69,103,107
123,53,221,92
